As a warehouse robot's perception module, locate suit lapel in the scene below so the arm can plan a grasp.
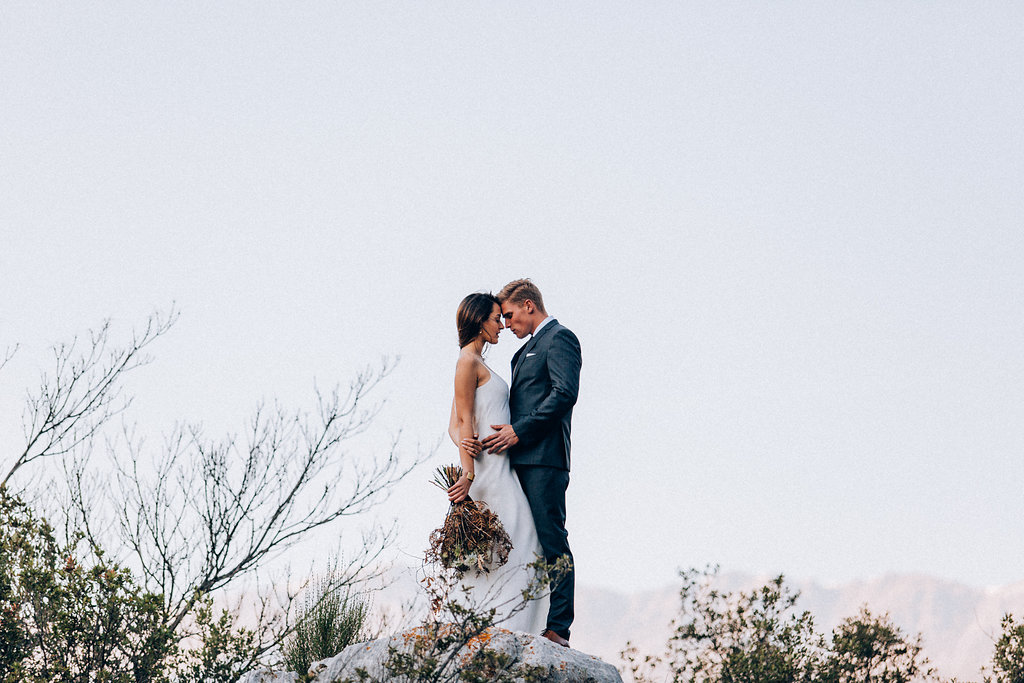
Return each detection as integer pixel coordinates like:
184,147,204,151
511,319,558,384
510,345,526,382
512,338,536,383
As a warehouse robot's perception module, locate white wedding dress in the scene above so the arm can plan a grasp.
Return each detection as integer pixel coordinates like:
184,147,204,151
455,362,548,634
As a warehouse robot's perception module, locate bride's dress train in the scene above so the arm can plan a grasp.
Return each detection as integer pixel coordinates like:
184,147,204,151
456,363,547,634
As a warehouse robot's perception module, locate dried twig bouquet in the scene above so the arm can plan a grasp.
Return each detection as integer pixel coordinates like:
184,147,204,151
426,464,512,576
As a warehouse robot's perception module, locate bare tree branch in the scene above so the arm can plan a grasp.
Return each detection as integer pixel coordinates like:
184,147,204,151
4,307,178,488
110,357,427,640
16,314,425,667
0,344,16,373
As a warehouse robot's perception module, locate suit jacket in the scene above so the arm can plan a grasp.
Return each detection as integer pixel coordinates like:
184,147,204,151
508,319,582,471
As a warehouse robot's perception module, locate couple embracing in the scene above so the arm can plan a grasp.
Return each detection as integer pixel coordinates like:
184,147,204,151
446,278,582,648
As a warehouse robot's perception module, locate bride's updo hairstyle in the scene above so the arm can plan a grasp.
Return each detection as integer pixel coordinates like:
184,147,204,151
457,292,500,348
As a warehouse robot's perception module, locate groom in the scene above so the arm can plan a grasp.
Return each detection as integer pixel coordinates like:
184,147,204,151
481,278,582,648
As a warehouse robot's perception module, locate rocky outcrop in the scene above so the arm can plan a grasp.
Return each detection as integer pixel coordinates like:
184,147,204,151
236,627,623,683
236,670,296,683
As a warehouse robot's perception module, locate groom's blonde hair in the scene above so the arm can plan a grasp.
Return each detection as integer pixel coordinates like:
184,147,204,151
497,278,546,314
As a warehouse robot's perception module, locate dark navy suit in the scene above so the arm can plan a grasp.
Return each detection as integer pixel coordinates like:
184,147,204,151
508,318,581,640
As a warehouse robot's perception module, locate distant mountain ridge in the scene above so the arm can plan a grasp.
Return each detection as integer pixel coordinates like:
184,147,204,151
572,573,1024,680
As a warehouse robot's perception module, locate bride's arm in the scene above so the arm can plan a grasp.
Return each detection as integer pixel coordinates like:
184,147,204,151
448,355,477,503
448,399,459,446
450,399,482,456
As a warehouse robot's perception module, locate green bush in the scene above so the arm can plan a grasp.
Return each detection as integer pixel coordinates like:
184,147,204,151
0,489,175,683
989,614,1024,683
282,574,370,679
821,607,933,683
623,568,935,683
174,595,259,683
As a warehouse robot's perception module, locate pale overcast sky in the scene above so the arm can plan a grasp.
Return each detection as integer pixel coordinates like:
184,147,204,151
2,2,1023,593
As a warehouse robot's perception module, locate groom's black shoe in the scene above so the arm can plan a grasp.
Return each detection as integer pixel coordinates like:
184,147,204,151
541,629,570,648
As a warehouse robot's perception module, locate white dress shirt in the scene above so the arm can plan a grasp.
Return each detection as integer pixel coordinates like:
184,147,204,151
532,315,554,337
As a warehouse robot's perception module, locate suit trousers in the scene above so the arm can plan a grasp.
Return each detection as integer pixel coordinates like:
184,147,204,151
514,464,574,640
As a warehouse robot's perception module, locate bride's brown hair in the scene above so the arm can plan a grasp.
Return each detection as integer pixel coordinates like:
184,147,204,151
457,293,500,348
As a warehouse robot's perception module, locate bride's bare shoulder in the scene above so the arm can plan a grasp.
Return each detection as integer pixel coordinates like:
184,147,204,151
456,349,480,366
455,350,486,383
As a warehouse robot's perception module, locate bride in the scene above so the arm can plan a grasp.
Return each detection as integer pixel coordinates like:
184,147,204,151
445,292,548,634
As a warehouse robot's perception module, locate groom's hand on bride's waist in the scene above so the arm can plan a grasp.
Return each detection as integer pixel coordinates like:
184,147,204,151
481,424,519,454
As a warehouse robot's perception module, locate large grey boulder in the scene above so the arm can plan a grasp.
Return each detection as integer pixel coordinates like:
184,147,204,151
237,627,622,682
235,670,296,683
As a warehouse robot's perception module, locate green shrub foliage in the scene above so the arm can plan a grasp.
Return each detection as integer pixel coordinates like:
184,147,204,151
174,595,259,683
989,614,1024,683
623,567,936,683
0,489,175,683
283,574,370,679
820,607,933,683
